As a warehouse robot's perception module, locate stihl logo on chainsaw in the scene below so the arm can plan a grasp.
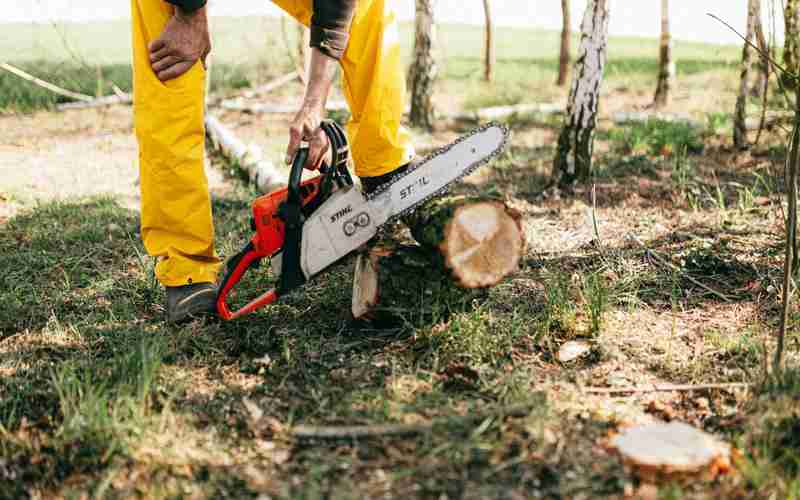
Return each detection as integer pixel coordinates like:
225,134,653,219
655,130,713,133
330,206,353,223
399,176,430,200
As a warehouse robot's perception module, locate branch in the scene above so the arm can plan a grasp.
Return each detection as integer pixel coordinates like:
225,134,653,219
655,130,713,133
0,62,94,102
707,13,793,79
583,382,750,395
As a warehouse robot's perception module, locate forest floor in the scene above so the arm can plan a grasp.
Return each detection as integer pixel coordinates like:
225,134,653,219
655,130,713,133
2,20,800,500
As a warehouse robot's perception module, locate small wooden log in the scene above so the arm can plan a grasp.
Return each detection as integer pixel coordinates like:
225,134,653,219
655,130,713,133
352,198,524,320
406,197,525,288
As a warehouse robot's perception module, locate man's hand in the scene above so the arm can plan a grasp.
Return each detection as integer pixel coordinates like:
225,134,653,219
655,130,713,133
285,48,338,170
286,103,330,171
149,6,210,82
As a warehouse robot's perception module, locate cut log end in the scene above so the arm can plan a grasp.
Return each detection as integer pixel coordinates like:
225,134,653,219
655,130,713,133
442,202,524,288
351,252,380,319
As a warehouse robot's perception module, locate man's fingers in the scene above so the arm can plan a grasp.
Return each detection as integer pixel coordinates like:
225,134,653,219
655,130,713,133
307,131,329,171
156,61,193,82
285,126,303,165
149,45,171,64
152,55,180,73
148,37,166,54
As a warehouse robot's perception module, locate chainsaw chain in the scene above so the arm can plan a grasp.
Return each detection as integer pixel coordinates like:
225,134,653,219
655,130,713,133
365,122,510,227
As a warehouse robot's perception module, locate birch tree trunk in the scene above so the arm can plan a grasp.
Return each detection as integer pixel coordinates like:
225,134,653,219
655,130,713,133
734,0,759,150
409,0,437,130
482,0,495,82
785,0,800,91
557,0,571,86
653,0,675,108
552,0,610,187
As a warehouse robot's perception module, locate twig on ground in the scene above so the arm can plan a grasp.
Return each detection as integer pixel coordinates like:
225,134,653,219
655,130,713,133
0,62,94,102
582,382,751,395
628,233,733,303
290,404,536,440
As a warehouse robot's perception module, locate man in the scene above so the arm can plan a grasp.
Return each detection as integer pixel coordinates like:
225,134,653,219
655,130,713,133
131,0,416,322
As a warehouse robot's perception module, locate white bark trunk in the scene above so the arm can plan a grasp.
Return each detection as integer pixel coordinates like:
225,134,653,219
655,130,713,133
553,0,610,186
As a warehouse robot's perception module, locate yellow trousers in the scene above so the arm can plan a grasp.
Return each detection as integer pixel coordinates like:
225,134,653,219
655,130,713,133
132,0,414,287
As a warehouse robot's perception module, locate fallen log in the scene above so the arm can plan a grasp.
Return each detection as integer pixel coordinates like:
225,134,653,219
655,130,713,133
449,103,562,122
205,114,286,193
219,98,349,114
352,197,525,320
56,93,132,111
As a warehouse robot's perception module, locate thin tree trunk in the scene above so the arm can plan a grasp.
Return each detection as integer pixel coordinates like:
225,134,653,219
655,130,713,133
409,0,437,130
557,0,572,86
734,0,759,150
552,0,610,187
750,0,769,97
785,0,800,91
653,0,675,108
482,0,495,82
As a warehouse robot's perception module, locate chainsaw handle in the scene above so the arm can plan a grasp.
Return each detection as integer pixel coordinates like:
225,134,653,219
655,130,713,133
216,242,279,320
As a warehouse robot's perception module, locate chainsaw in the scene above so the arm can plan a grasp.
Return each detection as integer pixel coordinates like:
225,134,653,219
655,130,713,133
216,120,509,320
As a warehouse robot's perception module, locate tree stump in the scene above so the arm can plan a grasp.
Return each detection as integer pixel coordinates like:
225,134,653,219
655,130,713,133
352,197,524,320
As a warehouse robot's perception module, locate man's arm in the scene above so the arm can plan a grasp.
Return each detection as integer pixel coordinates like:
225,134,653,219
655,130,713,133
285,48,338,170
310,0,356,61
284,1,356,170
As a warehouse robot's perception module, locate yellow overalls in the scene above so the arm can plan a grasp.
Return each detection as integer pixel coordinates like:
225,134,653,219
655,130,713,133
131,0,415,287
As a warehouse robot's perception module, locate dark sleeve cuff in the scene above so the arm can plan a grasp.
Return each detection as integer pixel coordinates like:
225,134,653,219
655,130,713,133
165,0,207,13
311,0,356,60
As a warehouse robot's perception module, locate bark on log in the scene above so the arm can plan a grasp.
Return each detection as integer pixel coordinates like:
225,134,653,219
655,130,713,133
352,198,524,320
205,114,287,193
557,0,571,86
653,0,675,108
552,0,610,187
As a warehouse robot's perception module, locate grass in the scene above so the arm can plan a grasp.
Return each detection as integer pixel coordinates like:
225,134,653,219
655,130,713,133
2,15,800,500
0,17,742,113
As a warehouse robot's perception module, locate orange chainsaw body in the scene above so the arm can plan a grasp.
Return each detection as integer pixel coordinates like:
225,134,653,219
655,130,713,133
250,176,323,257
